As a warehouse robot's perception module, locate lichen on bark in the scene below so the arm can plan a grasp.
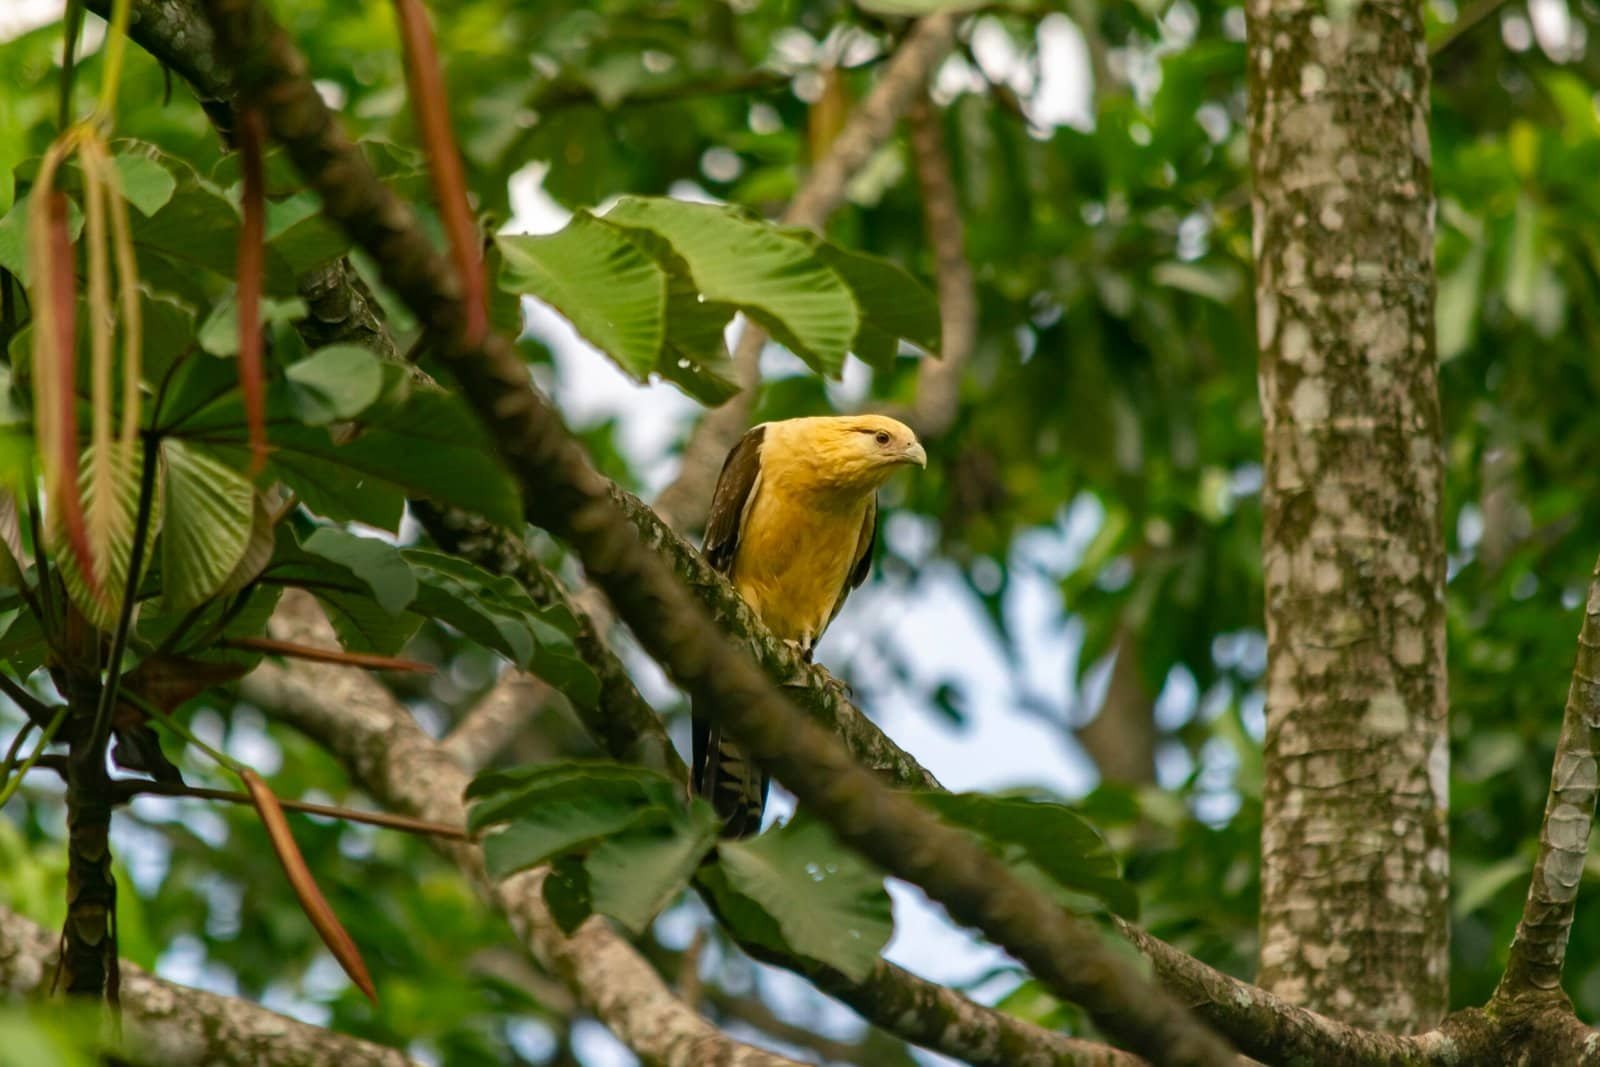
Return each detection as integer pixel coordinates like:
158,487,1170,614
1248,0,1449,1032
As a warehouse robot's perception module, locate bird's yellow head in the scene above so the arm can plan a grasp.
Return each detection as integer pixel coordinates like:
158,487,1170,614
765,414,927,494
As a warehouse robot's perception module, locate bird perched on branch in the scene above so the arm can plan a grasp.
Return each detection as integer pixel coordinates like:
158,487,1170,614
693,414,927,836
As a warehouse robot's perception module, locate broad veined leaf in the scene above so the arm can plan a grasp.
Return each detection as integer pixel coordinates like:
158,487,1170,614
912,791,1138,918
301,527,417,615
580,220,741,404
158,439,254,612
262,525,421,655
110,149,178,218
714,814,893,981
403,548,598,705
801,238,941,370
174,383,522,529
0,607,48,675
496,213,667,378
541,855,592,936
215,490,279,598
285,345,386,426
467,761,680,828
197,294,308,357
473,763,679,881
603,197,859,376
126,169,241,302
585,800,721,934
49,441,161,631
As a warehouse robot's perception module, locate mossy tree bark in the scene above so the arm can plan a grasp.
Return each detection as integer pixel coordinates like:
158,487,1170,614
1248,0,1449,1032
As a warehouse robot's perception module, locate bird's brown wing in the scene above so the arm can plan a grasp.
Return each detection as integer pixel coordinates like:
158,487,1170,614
701,424,765,574
694,424,769,836
824,496,877,635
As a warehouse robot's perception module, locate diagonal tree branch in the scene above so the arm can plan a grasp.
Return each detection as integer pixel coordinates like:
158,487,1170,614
1497,556,1600,1000
240,592,804,1067
651,13,960,535
0,902,416,1067
198,4,1233,1062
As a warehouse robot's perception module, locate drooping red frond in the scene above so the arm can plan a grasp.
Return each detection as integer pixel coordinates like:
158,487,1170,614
242,770,378,1004
236,108,269,476
45,192,96,596
393,0,487,345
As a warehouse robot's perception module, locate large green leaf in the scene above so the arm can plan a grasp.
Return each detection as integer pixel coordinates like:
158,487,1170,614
110,149,178,218
285,345,387,426
803,239,942,370
0,607,48,675
467,761,679,829
158,439,254,612
403,548,598,705
714,814,893,981
174,382,522,529
588,221,741,403
474,764,677,881
263,525,421,654
913,792,1138,918
604,197,859,376
585,801,721,934
497,213,666,378
196,295,308,357
303,527,416,615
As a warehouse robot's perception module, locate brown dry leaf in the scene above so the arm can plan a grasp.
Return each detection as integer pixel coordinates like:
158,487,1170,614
242,768,378,1003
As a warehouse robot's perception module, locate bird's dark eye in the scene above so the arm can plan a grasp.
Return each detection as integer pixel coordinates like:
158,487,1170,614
874,431,891,445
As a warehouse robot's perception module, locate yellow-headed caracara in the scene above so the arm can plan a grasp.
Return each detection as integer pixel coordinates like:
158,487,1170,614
694,414,927,836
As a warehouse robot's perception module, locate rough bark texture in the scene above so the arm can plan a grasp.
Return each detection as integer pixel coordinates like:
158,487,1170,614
1499,558,1600,997
1248,0,1448,1031
0,904,416,1066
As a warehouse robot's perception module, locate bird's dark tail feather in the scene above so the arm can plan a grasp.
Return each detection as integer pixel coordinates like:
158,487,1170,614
692,715,769,838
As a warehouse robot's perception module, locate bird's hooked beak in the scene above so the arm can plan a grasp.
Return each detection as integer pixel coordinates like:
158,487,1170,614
903,441,928,468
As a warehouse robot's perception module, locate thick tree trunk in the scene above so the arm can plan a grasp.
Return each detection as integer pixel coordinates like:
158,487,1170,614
1247,0,1448,1031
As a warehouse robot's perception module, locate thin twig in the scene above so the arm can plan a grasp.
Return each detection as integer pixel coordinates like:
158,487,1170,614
114,779,472,840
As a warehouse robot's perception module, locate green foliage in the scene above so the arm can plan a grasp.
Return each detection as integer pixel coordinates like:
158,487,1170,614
497,197,940,400
913,791,1137,919
157,439,255,612
3,0,1598,1056
712,814,894,981
403,549,599,706
468,761,714,934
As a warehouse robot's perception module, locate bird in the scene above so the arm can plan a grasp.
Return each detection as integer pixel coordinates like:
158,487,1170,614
692,414,927,836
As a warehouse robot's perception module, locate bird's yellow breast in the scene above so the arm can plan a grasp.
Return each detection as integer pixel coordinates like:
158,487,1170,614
730,476,869,648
